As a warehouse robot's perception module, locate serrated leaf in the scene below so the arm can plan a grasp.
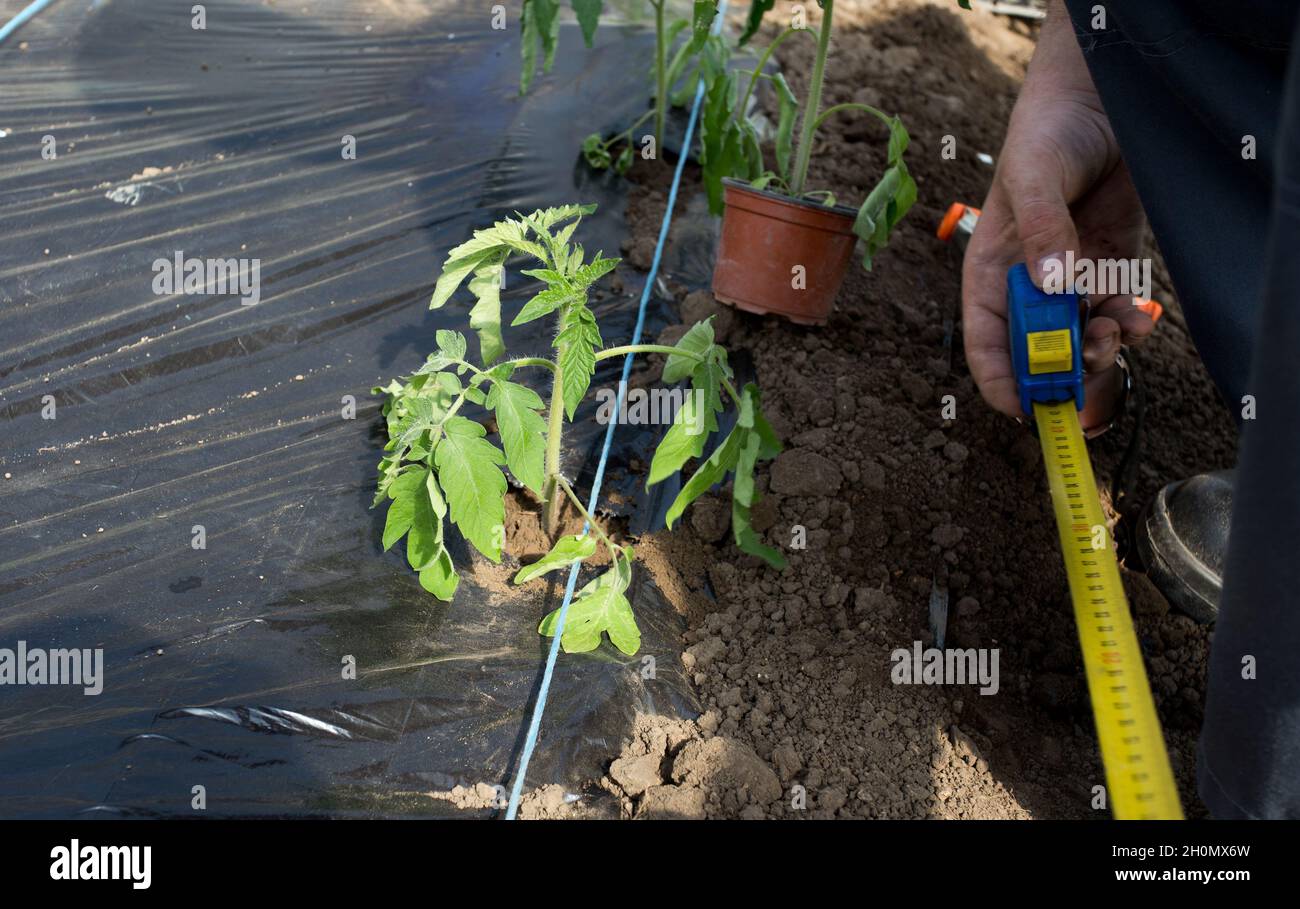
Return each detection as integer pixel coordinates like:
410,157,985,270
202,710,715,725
700,69,742,216
582,132,613,170
663,319,715,383
514,534,598,584
521,0,540,92
382,467,427,551
773,72,797,178
689,0,717,51
434,416,507,562
571,255,619,289
529,204,597,231
407,469,444,571
419,549,459,600
556,310,597,420
732,417,786,569
664,423,743,527
512,284,574,326
739,0,775,45
487,379,548,493
436,330,467,362
571,0,602,46
468,252,507,364
614,145,633,175
538,553,640,654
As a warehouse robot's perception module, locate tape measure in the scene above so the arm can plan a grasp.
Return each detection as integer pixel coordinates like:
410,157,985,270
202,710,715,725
1007,264,1183,820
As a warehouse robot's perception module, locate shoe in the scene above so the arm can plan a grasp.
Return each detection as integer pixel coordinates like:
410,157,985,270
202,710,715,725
1133,470,1232,624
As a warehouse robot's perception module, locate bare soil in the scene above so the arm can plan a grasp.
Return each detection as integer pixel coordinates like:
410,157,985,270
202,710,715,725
587,0,1236,819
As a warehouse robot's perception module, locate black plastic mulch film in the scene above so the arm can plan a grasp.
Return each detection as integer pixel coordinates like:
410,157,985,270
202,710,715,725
0,0,710,818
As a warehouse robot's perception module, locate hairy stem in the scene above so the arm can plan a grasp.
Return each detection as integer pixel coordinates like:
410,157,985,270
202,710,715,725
543,353,566,537
790,0,833,196
557,476,620,564
595,343,706,362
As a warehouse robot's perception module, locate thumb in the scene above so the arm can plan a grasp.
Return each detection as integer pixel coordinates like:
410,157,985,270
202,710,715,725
1000,152,1082,290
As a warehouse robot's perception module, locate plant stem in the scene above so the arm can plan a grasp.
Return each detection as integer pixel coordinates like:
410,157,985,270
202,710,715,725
790,0,833,197
736,26,816,126
652,0,667,155
813,101,893,133
557,476,620,564
594,343,707,362
543,354,566,536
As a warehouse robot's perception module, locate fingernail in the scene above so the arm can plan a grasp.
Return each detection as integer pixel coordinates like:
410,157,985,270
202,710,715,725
1034,251,1070,292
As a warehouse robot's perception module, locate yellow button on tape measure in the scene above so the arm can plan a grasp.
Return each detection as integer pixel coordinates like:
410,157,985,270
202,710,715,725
1027,328,1073,375
1034,401,1183,820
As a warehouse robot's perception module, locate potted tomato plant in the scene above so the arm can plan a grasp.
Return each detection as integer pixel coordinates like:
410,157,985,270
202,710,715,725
701,0,915,325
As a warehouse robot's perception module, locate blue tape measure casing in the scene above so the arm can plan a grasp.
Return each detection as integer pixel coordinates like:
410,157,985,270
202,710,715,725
1006,263,1085,415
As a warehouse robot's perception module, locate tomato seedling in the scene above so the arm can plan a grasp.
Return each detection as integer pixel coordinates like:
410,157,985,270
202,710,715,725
700,0,915,268
519,1,719,175
373,204,784,655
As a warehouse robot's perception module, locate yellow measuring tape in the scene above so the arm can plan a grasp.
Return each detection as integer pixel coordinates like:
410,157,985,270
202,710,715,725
1033,401,1183,820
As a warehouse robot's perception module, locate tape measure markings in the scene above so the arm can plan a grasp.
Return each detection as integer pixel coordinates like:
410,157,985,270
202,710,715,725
1034,400,1183,820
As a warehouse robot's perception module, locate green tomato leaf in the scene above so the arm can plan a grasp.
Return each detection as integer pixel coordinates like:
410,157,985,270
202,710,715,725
556,308,599,420
468,252,507,365
689,0,717,51
571,0,602,47
582,133,613,170
732,414,786,569
486,379,548,494
419,548,459,601
514,533,598,584
538,553,640,654
570,255,619,289
407,471,444,571
664,422,743,527
434,416,507,562
663,318,715,383
382,467,427,551
436,330,467,362
513,284,574,326
773,72,798,178
739,0,775,45
650,349,724,485
521,0,540,92
614,145,633,175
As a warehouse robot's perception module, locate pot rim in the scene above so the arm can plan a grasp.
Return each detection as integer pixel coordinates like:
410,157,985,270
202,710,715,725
721,176,860,221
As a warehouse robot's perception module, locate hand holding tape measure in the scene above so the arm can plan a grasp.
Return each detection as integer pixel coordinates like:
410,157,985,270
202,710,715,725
1006,262,1183,820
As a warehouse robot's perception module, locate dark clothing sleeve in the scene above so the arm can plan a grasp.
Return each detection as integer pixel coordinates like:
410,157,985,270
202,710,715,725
1061,0,1300,818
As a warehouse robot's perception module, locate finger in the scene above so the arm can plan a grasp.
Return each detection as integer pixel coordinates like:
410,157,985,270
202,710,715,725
999,142,1083,287
1088,293,1155,347
1082,315,1121,373
1080,359,1126,432
962,182,1026,418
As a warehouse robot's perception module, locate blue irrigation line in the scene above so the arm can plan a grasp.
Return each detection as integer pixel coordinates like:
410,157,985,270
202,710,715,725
504,1,730,819
0,0,57,45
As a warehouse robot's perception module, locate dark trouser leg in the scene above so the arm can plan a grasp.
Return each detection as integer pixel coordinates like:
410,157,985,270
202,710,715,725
1061,1,1300,816
1198,18,1300,819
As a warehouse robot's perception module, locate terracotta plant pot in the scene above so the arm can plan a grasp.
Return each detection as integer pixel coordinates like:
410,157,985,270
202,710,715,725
711,178,859,326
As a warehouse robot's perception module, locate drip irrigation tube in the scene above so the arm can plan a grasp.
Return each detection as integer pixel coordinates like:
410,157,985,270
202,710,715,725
0,0,58,45
503,0,731,820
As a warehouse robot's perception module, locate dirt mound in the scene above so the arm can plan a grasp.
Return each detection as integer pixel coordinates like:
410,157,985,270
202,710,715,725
600,0,1235,818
